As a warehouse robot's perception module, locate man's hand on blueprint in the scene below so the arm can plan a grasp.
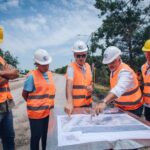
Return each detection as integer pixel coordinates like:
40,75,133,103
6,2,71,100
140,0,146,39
94,101,107,115
64,102,73,117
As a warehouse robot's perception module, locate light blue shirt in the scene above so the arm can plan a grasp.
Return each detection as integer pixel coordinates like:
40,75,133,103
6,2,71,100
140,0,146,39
23,72,49,92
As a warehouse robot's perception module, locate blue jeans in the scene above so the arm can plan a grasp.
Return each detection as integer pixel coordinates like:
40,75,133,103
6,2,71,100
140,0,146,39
0,110,15,150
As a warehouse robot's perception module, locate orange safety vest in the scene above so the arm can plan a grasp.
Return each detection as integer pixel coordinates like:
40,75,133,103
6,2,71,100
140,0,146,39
110,63,143,111
69,62,93,107
142,63,150,105
27,70,55,119
0,56,13,103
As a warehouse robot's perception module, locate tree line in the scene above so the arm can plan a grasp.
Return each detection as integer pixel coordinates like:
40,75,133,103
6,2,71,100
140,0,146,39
53,1,150,87
0,48,19,68
88,0,150,86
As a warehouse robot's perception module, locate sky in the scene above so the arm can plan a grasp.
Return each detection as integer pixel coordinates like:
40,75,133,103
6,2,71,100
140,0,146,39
0,0,100,71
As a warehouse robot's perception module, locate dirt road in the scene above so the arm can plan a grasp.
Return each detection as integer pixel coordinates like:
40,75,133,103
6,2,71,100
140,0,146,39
8,74,66,150
1,74,148,150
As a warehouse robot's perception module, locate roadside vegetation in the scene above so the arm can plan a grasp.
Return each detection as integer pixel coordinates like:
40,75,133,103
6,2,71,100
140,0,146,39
0,48,19,67
55,0,150,96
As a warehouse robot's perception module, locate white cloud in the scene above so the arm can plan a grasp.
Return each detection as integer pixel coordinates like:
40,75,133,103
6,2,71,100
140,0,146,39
1,0,100,70
0,0,19,10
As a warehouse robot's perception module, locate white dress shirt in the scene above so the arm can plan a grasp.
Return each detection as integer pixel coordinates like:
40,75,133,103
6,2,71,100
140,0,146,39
110,68,135,98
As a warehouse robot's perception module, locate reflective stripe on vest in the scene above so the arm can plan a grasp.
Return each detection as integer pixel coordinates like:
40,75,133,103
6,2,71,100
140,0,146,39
0,57,13,103
27,70,55,119
110,63,143,111
142,63,150,104
115,95,142,105
0,87,10,92
122,86,139,96
28,94,55,99
70,62,93,107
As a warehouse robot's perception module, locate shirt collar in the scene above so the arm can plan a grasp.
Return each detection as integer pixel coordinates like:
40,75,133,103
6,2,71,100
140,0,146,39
75,62,86,71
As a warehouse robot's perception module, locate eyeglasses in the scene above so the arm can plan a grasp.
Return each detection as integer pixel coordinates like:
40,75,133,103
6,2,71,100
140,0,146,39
76,54,87,58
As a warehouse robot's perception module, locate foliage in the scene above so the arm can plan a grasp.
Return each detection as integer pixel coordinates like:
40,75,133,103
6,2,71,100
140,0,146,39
87,0,150,86
94,83,109,97
87,55,109,86
55,65,67,74
0,48,19,67
90,0,150,69
20,69,29,75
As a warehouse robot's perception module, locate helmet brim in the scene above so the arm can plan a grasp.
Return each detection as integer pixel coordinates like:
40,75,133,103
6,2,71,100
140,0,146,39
34,57,52,65
102,54,121,64
72,48,88,53
142,47,150,52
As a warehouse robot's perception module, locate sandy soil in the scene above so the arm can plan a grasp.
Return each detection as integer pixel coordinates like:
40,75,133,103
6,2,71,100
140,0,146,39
1,75,149,150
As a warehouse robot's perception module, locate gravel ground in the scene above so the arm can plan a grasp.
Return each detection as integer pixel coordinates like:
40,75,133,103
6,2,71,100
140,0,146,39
0,75,149,150
10,78,30,150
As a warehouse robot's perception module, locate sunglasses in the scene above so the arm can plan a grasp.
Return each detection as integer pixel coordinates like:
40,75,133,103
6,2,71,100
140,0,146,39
76,54,87,58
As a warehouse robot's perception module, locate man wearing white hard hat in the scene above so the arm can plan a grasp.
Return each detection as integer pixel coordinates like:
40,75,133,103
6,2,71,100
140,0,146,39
64,40,93,116
22,49,56,150
95,46,143,116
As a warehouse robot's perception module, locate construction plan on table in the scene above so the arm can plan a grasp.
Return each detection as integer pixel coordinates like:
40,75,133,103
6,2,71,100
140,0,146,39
57,113,150,146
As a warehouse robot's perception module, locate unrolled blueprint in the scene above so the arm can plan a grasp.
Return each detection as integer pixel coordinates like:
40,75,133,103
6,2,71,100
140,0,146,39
57,114,150,146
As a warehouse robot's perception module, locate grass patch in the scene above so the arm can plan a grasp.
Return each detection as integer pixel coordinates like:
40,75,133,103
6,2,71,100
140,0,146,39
94,83,109,96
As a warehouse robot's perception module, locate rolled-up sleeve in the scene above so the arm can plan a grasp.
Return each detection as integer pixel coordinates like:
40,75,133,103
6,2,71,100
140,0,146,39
110,69,135,98
23,74,35,92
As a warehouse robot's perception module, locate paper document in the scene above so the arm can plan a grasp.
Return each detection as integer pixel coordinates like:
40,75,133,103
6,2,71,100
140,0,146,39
57,114,150,146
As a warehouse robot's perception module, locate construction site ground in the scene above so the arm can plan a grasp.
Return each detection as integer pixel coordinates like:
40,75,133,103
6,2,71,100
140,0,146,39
0,74,149,150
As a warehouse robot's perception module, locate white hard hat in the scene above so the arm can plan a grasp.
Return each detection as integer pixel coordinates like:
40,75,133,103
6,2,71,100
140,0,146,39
102,46,122,64
34,49,52,65
72,40,88,52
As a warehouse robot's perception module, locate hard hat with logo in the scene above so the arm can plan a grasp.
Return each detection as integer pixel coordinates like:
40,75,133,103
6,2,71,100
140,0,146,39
72,40,88,53
34,49,52,65
102,46,122,64
0,26,4,44
142,39,150,52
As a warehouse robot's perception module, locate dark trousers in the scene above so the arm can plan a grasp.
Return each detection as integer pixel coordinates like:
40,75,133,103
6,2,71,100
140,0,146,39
0,110,15,150
144,106,150,121
128,105,143,117
29,115,49,150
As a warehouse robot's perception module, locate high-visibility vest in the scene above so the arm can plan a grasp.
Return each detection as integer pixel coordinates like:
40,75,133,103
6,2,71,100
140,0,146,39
0,56,13,103
110,63,143,111
27,70,55,119
142,63,150,105
69,62,93,107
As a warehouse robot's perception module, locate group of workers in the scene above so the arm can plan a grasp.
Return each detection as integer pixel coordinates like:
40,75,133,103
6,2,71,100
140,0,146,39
64,39,150,120
0,25,150,150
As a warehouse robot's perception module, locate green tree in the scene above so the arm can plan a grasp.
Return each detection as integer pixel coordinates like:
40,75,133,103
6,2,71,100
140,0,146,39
90,0,150,69
0,48,4,57
0,49,19,67
55,66,67,74
86,54,109,85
